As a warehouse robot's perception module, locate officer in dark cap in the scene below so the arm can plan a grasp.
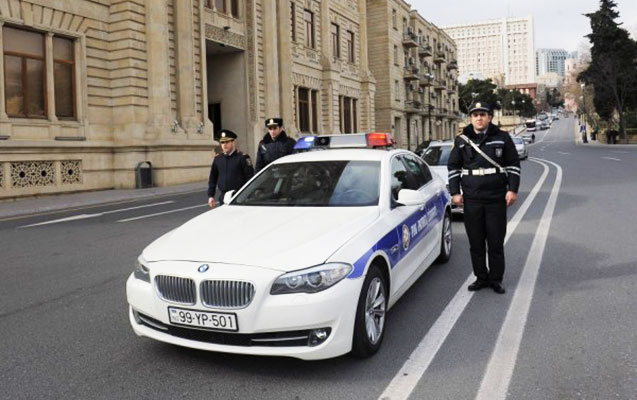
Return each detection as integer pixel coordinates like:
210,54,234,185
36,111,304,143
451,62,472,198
255,117,296,172
207,129,254,207
447,101,520,294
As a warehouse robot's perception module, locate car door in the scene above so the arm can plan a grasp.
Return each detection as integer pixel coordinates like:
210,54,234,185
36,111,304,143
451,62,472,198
385,154,430,296
401,153,441,258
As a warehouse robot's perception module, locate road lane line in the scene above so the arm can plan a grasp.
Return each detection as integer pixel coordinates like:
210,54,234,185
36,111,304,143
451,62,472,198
476,158,562,400
18,201,175,228
378,159,551,400
117,204,207,222
602,156,621,161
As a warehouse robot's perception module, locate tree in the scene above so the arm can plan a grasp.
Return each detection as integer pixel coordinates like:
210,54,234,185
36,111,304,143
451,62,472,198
458,79,499,114
578,0,637,139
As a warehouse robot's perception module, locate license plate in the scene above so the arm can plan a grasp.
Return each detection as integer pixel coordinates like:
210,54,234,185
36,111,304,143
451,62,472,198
168,307,238,332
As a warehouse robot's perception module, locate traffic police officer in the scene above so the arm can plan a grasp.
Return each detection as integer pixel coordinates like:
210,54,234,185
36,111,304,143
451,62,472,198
255,117,296,172
207,129,254,208
447,102,520,294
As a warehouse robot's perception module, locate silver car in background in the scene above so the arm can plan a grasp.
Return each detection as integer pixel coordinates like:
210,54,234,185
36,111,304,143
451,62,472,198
421,140,463,214
511,136,528,160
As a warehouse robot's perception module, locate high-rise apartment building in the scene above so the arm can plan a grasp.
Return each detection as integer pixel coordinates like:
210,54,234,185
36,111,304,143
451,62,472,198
536,48,568,77
367,0,459,148
442,16,535,85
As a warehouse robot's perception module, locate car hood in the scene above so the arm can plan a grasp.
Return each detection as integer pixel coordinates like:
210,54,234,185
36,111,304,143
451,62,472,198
429,165,449,184
143,206,380,271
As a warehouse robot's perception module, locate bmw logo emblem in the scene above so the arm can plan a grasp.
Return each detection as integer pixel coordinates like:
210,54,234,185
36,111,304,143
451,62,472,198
198,264,209,273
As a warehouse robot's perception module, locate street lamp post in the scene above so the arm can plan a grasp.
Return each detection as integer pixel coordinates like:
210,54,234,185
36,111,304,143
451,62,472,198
511,100,516,126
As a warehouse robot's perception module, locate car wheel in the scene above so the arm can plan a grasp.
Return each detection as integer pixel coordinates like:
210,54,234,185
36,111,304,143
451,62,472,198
351,264,387,357
436,211,452,263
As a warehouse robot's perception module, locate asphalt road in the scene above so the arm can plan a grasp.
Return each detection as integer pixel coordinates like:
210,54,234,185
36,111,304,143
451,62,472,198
1,118,635,400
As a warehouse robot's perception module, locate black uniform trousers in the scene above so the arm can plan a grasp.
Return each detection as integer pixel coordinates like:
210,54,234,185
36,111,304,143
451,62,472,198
463,198,507,283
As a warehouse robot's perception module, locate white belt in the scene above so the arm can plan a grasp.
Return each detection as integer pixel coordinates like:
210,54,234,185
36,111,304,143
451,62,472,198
461,168,503,176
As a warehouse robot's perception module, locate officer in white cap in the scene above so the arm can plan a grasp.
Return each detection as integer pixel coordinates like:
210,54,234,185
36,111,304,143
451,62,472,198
447,101,520,294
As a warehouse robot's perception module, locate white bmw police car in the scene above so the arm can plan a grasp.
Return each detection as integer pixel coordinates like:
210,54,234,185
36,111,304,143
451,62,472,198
126,133,452,360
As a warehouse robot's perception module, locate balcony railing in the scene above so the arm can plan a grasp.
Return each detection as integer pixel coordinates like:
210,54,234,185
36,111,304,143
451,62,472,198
403,65,420,80
418,44,433,57
434,51,446,64
447,60,458,70
402,32,419,48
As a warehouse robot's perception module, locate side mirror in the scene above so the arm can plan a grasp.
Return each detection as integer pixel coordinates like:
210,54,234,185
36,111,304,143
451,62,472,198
223,190,236,205
397,189,426,206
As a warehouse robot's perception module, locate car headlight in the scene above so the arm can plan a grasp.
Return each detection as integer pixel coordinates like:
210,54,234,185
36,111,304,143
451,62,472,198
270,263,353,295
134,254,150,283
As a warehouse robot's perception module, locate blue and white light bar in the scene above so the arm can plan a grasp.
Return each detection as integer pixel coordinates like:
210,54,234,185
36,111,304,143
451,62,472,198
293,133,395,151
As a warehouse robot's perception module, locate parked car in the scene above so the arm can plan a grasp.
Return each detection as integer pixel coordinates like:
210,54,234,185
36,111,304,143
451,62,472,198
127,133,453,360
421,140,463,214
511,136,528,160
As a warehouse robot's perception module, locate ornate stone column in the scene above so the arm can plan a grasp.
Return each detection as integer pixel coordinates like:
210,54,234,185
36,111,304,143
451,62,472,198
0,22,8,121
277,0,293,132
263,0,280,118
145,0,174,137
174,0,198,134
45,33,57,122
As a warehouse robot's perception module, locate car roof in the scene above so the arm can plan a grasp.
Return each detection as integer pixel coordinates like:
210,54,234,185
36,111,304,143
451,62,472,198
273,148,409,164
426,140,453,147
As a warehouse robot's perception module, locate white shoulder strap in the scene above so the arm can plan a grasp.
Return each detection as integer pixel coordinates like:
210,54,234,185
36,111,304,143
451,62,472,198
458,135,507,175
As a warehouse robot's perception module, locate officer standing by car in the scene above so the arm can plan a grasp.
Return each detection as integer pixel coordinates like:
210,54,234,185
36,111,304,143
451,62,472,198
255,117,296,172
207,129,254,208
447,102,520,294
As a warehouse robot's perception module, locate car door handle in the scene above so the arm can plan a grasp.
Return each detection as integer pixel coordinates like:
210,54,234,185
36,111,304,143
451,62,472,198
391,245,399,254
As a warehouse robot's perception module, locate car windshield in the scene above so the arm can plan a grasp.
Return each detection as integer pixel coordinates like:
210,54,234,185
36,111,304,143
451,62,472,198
512,137,524,144
422,145,451,166
232,160,380,207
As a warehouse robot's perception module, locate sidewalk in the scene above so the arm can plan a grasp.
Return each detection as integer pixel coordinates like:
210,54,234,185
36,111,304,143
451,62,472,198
0,181,206,220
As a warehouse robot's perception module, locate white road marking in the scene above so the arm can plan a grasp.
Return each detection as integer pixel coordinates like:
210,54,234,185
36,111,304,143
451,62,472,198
18,201,175,228
378,159,551,400
602,156,621,161
476,159,562,400
117,204,207,222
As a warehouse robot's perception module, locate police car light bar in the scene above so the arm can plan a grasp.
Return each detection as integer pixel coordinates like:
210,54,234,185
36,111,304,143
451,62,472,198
293,133,395,151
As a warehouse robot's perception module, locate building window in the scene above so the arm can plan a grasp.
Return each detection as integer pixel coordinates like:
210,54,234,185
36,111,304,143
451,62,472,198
331,23,340,59
304,9,315,49
346,31,355,63
393,45,398,65
297,87,319,133
290,2,296,41
53,36,75,119
340,96,358,133
392,9,397,30
394,80,399,100
3,26,46,118
230,0,239,18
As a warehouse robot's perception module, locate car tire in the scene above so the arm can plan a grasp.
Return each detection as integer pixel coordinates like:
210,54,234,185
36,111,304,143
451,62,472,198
436,211,452,263
351,264,387,358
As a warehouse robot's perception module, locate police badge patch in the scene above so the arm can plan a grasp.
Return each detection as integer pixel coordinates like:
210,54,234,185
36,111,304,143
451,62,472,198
495,148,503,157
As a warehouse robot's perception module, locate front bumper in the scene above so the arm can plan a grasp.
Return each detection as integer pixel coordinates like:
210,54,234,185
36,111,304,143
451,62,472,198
126,262,363,360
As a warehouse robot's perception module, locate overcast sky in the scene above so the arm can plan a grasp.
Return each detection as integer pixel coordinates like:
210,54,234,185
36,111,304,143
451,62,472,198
409,0,637,53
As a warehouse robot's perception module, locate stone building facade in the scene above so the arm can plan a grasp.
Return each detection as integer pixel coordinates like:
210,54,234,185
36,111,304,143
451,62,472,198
367,0,459,149
0,0,454,199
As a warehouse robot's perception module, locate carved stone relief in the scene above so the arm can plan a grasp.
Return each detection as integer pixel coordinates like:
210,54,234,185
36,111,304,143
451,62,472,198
11,161,55,188
205,24,246,49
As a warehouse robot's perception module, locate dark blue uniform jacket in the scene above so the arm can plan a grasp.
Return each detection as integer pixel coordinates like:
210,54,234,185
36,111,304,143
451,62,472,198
207,151,254,198
255,131,296,172
447,123,520,201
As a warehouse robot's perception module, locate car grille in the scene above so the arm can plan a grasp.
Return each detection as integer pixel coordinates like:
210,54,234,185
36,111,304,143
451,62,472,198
200,280,255,309
155,275,196,305
133,310,330,347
